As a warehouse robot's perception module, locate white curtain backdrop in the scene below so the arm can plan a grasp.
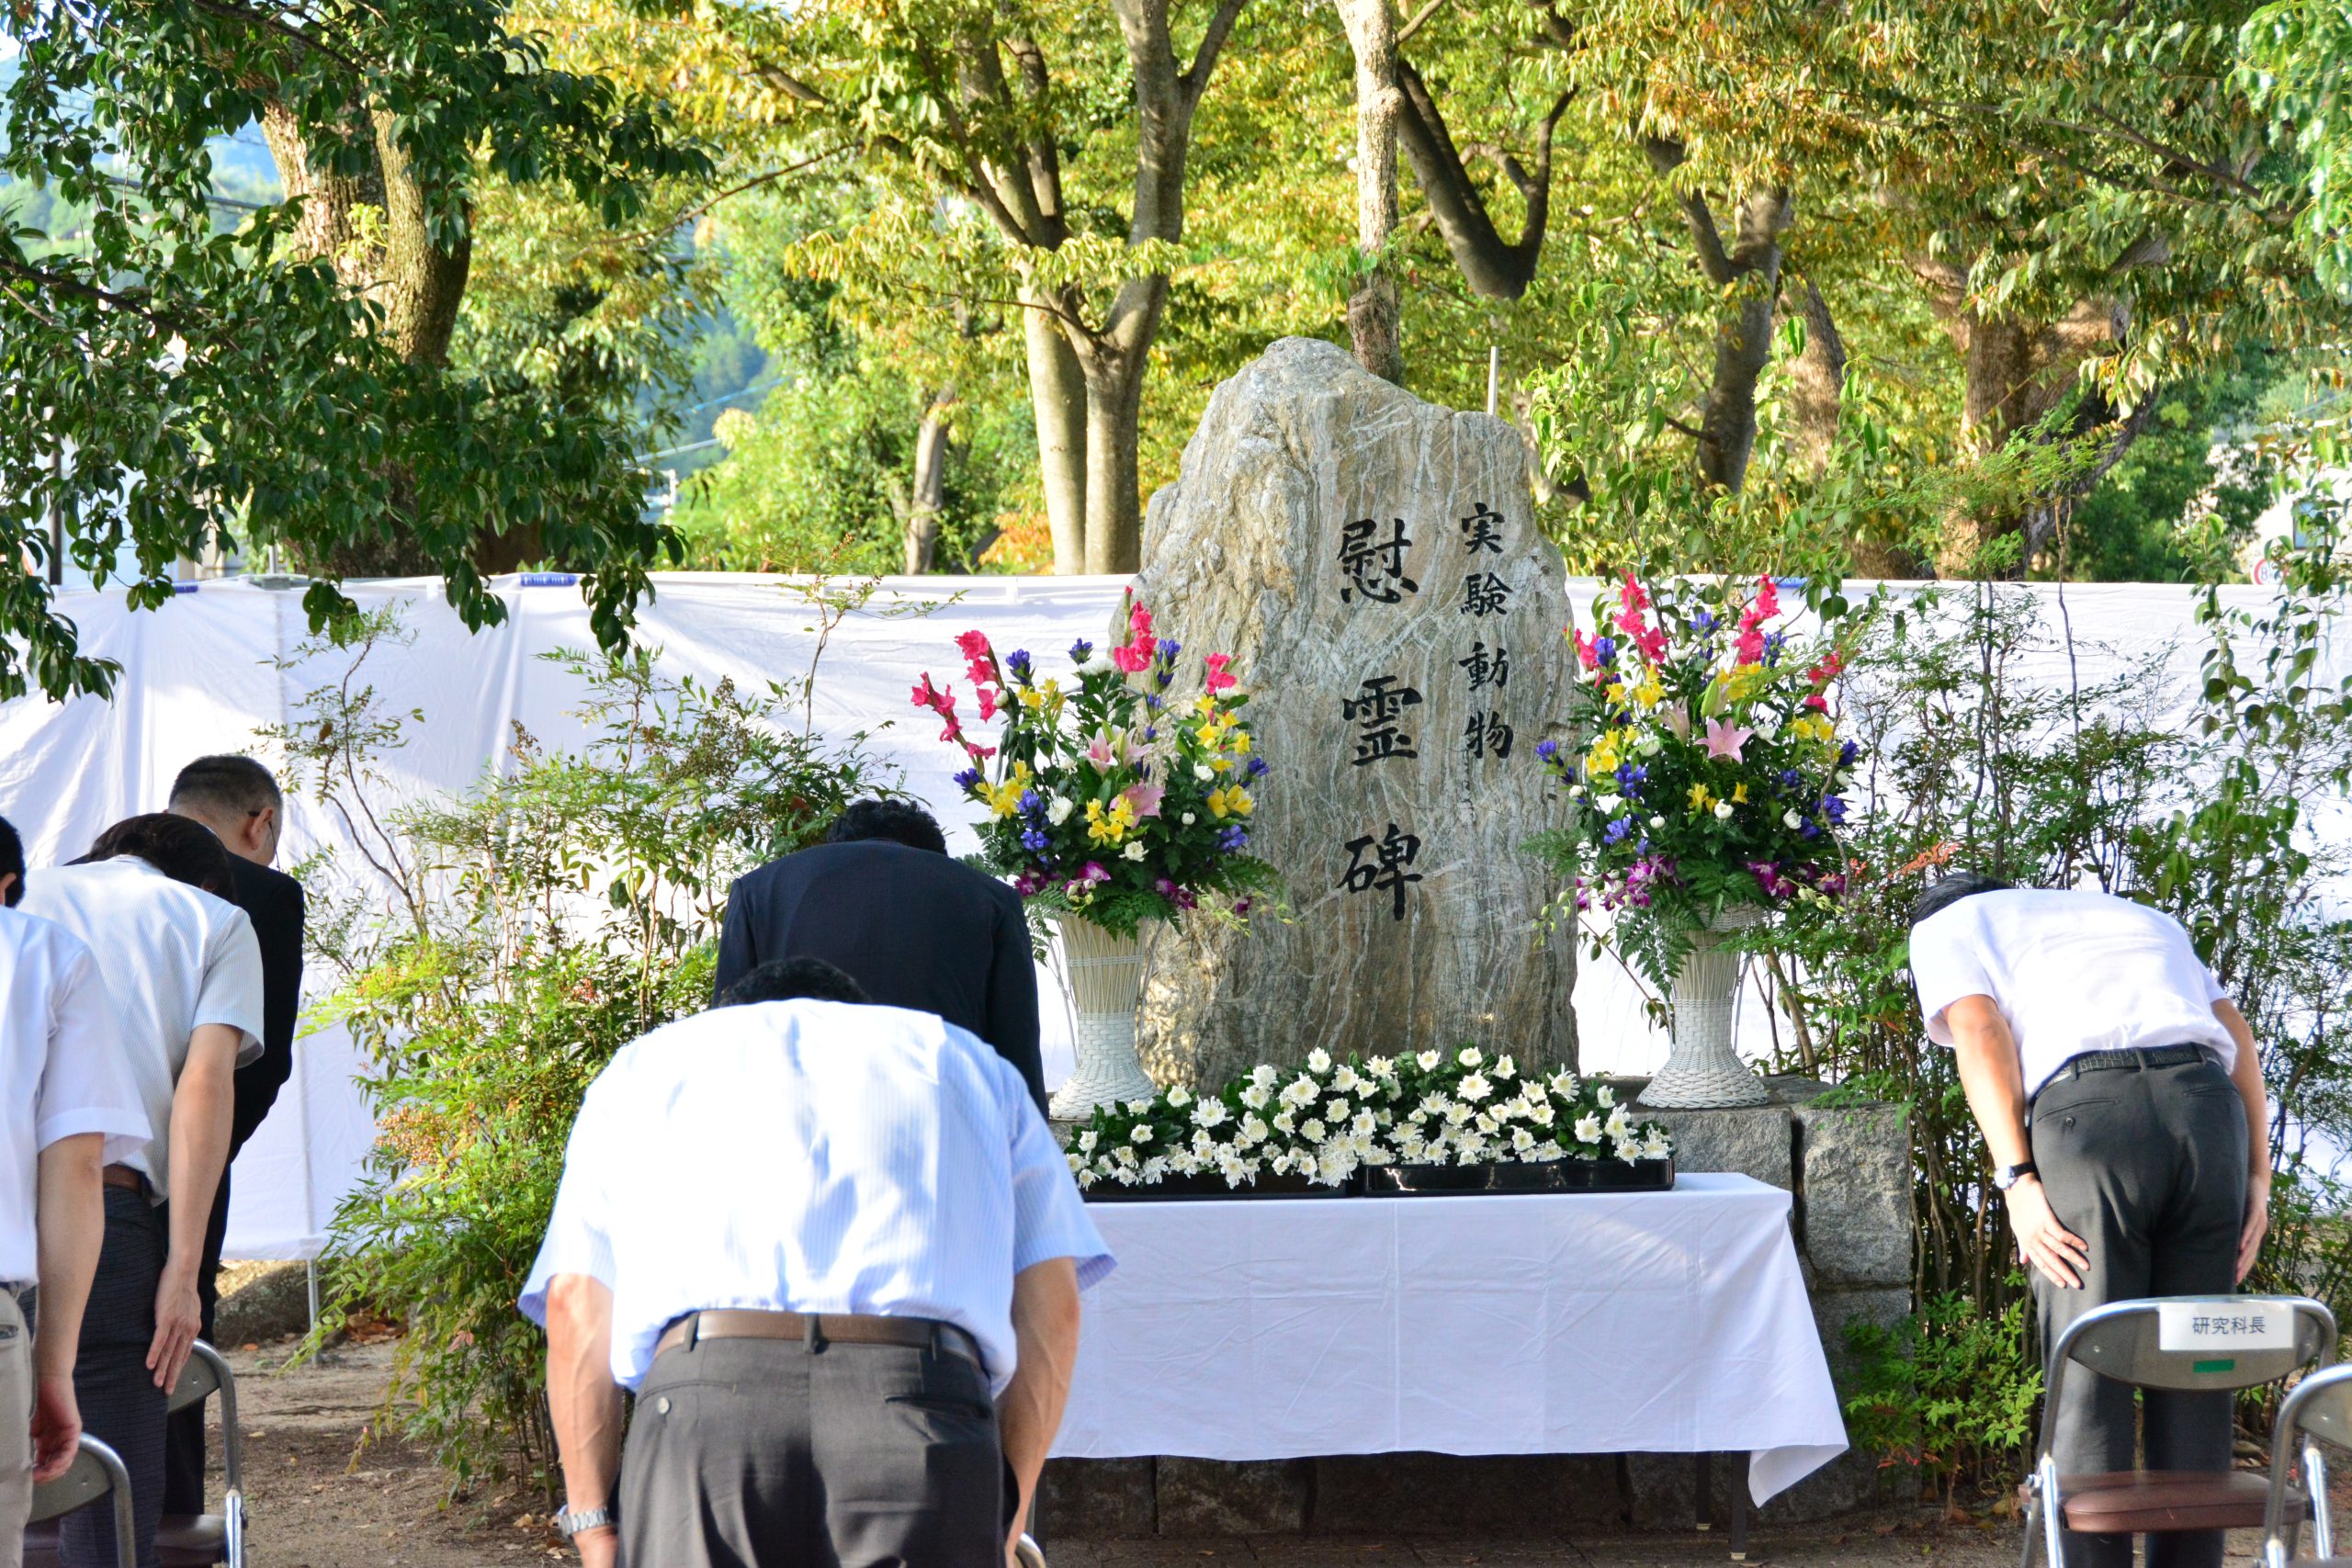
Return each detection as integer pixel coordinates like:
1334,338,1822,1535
0,573,2315,1259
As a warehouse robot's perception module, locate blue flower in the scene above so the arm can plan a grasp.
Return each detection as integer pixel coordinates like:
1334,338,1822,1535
1821,795,1848,825
1639,836,1651,852
1006,649,1033,678
1157,637,1181,660
1143,726,1159,742
1218,825,1250,852
1146,693,1162,711
1017,790,1044,817
1778,769,1803,791
1021,827,1051,852
1691,608,1716,632
1245,756,1270,780
1069,638,1093,663
1592,636,1618,665
1839,739,1860,766
1535,739,1561,762
1800,821,1821,839
1614,762,1648,791
1762,632,1786,666
952,767,981,790
1603,818,1634,844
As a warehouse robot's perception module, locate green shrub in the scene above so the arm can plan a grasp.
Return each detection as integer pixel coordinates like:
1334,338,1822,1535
277,607,896,1496
1841,1292,2042,1506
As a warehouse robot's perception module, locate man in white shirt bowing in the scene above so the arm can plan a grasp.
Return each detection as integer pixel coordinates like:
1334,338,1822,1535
0,817,153,1568
521,956,1113,1568
1909,874,2267,1568
19,816,263,1568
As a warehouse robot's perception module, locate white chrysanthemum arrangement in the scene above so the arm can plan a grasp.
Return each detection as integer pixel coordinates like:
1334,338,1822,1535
1063,1043,1673,1190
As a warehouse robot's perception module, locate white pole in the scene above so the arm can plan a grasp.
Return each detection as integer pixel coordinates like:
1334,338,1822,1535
1486,345,1499,416
306,1260,320,1335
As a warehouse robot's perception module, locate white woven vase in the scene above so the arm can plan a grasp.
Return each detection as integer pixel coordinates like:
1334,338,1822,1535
1046,917,1160,1121
1637,906,1772,1110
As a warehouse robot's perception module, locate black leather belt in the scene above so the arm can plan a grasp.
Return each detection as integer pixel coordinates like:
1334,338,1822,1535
653,1310,983,1371
2047,1043,2222,1084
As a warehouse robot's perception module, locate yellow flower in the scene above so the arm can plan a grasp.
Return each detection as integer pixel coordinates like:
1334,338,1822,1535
1195,722,1222,749
1722,668,1764,703
1688,783,1715,813
1792,713,1836,743
1586,728,1625,775
1732,783,1749,805
1084,796,1136,845
1633,675,1664,708
1208,785,1254,819
1227,728,1253,756
981,762,1033,818
1193,694,1219,718
1604,682,1627,705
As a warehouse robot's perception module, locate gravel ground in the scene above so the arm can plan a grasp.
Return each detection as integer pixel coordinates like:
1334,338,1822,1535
175,1333,2344,1568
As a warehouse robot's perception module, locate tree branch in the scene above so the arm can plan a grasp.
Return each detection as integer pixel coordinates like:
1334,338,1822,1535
1395,0,1448,48
182,0,370,76
1643,136,1736,285
610,144,853,244
1179,0,1251,113
0,254,191,334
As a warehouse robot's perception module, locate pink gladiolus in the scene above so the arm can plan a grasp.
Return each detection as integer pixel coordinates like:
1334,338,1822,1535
1754,575,1781,620
1734,626,1766,665
1636,626,1668,662
1804,693,1829,712
1123,782,1165,818
1204,653,1237,694
977,686,999,721
911,673,944,711
1113,641,1153,674
1619,570,1650,617
1128,601,1154,642
1702,716,1754,761
1572,628,1599,669
955,629,991,661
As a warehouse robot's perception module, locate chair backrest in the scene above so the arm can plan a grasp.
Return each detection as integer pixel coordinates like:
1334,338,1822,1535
2058,1296,2335,1393
2280,1362,2352,1455
28,1440,119,1526
169,1343,222,1416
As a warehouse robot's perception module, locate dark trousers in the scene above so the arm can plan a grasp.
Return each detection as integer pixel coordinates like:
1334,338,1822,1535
619,1332,1011,1568
159,1177,230,1517
62,1190,169,1568
2030,1054,2247,1568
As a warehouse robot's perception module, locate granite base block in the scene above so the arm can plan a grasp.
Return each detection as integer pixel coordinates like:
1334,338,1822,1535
1635,1100,1794,1191
1793,1100,1915,1290
1155,1458,1311,1535
1311,1452,1621,1533
1040,1458,1158,1537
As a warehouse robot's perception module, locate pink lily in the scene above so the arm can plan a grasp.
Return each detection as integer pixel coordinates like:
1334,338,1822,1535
1702,716,1755,761
1122,782,1165,819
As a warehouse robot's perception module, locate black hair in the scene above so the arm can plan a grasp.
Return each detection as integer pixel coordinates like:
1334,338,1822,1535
718,957,872,1009
169,755,283,818
825,798,947,855
0,815,23,908
86,813,238,898
1910,870,2015,928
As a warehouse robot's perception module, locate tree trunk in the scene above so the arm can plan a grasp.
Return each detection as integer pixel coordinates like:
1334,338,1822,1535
372,112,471,370
259,102,381,289
1079,336,1152,575
1393,62,1568,303
1788,276,1846,478
1336,0,1403,382
1693,190,1792,493
904,388,955,573
1022,281,1091,574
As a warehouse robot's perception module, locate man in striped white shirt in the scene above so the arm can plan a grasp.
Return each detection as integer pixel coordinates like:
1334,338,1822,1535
521,957,1113,1568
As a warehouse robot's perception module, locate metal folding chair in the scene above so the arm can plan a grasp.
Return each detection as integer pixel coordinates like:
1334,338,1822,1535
1015,1534,1047,1567
156,1341,245,1568
21,1434,137,1568
2262,1361,2352,1567
2022,1295,2336,1568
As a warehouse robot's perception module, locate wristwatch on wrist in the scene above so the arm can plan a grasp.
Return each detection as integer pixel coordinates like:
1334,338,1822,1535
1994,1159,2038,1192
556,1505,616,1540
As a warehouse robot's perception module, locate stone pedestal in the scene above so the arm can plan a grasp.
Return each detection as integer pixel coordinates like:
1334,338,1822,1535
1128,337,1578,1088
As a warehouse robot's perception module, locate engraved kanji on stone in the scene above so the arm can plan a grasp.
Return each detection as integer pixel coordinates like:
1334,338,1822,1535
1460,570,1513,618
1460,502,1505,554
1340,822,1424,920
1341,674,1423,766
1464,710,1514,760
1339,518,1419,604
1456,640,1510,691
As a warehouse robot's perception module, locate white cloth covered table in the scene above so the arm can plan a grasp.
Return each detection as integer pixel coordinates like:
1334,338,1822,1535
1055,1172,1848,1504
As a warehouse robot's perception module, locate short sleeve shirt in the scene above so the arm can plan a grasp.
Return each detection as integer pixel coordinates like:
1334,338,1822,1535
18,858,265,1204
520,999,1114,1394
1908,888,2233,1097
0,907,152,1280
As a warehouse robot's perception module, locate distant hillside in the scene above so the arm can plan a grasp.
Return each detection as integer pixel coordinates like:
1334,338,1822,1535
0,55,284,234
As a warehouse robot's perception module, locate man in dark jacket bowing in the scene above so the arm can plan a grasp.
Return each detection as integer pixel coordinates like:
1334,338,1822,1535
714,799,1046,1111
162,754,306,1515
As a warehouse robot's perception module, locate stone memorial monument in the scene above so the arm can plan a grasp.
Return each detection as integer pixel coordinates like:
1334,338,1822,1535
1130,336,1578,1089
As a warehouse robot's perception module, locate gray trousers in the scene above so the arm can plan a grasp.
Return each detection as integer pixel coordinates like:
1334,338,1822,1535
2030,1053,2246,1568
619,1331,1012,1568
61,1188,169,1568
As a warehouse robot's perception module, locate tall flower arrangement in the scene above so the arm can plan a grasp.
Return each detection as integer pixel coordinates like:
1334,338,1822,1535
1532,572,1866,987
914,594,1280,937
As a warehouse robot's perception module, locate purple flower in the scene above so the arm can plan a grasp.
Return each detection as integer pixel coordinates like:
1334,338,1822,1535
1614,762,1648,793
1218,825,1250,852
1778,769,1803,791
1143,726,1159,742
1146,694,1162,711
1603,818,1634,844
1068,638,1093,663
1822,795,1848,825
1762,632,1786,666
1018,789,1044,816
1245,756,1270,781
1006,649,1034,679
1839,739,1860,766
953,767,981,790
1021,826,1051,852
1233,897,1253,918
1535,739,1562,763
1592,636,1618,665
1691,607,1717,632
1157,637,1181,660
1801,821,1821,839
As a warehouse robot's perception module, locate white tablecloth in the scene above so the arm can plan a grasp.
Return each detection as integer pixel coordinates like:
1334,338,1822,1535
1055,1172,1849,1504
